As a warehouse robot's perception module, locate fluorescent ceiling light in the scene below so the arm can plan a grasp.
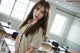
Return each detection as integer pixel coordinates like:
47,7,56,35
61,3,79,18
56,1,59,3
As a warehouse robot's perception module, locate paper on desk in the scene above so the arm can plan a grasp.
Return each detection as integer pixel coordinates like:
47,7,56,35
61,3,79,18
8,45,15,53
4,38,15,46
8,40,15,46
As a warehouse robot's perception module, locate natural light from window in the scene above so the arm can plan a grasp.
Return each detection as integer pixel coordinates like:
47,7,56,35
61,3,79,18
17,0,29,5
0,0,15,15
50,14,67,37
24,2,35,20
11,2,28,20
0,0,35,20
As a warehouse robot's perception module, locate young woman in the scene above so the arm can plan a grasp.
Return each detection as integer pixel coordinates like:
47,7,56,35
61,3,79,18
15,0,50,53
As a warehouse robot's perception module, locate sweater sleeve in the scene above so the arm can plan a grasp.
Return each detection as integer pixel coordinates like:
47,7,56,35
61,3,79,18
30,28,43,49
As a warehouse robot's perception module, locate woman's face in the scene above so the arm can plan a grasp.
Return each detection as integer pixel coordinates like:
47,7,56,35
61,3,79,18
33,5,45,21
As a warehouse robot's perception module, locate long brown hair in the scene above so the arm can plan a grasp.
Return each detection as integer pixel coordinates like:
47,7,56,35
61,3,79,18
19,0,50,38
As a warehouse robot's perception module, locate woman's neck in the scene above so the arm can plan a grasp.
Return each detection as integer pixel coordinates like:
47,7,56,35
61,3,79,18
32,19,38,24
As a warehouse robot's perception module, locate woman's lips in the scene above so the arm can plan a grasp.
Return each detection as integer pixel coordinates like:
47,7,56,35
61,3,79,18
35,16,39,18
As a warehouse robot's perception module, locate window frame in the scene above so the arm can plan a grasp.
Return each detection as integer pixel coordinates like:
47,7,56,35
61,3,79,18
50,14,68,37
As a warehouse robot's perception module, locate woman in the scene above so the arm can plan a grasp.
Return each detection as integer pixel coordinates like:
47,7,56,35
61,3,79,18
15,0,50,53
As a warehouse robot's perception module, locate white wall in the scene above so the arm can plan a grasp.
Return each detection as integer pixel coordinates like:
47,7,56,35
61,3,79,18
67,25,80,45
63,15,80,50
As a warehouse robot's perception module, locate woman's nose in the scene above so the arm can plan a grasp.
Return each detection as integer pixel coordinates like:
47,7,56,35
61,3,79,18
36,11,40,15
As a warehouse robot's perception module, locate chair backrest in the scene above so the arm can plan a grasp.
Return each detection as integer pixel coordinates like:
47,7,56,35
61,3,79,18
52,41,59,47
52,41,59,51
12,32,18,39
59,46,69,53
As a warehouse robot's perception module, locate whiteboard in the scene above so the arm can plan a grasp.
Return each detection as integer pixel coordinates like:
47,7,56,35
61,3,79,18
67,25,80,45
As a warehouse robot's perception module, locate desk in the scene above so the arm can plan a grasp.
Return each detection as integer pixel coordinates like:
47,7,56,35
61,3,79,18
44,42,65,50
0,21,12,39
3,27,17,34
4,38,15,53
0,27,17,41
38,44,52,53
0,21,11,28
39,41,65,53
4,38,15,46
8,45,15,53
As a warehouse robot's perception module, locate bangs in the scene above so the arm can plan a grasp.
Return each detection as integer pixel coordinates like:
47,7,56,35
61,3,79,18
36,5,46,14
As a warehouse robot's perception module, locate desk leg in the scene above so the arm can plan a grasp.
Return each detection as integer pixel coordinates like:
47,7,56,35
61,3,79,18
8,49,11,53
5,46,10,53
1,40,10,53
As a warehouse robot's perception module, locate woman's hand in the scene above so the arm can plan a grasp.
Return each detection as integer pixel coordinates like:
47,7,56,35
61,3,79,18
25,51,31,53
25,47,35,53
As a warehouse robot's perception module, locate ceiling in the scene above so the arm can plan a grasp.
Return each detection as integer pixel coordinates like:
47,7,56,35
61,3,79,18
48,0,80,14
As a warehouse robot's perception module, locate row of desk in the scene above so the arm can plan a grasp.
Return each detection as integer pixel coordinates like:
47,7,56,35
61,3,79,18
0,21,17,34
0,21,11,28
3,37,67,53
0,21,17,53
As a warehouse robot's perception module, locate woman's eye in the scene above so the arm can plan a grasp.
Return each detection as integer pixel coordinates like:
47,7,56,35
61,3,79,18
41,11,45,14
36,7,39,10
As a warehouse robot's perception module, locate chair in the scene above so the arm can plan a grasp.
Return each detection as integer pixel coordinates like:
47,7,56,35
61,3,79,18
51,41,70,53
51,41,59,53
52,41,59,48
12,32,18,39
58,46,69,53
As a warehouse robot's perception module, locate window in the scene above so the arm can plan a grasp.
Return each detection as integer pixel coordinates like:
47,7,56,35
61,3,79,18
11,1,28,20
24,1,35,20
50,14,67,37
0,0,15,15
0,0,35,20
